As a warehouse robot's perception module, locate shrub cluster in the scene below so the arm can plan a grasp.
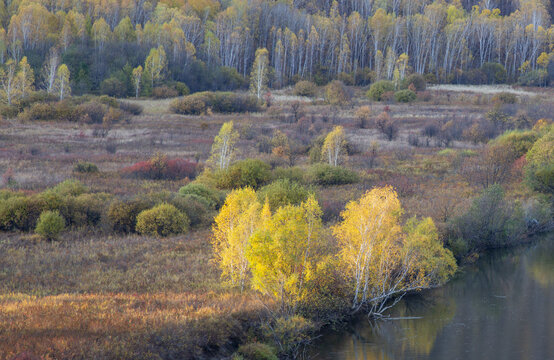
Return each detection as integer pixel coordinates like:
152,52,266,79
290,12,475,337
401,74,426,91
367,80,395,101
121,153,199,180
258,179,310,209
0,180,109,232
73,161,99,173
178,183,224,209
305,164,359,185
206,159,272,189
394,89,417,103
293,80,318,97
170,92,261,115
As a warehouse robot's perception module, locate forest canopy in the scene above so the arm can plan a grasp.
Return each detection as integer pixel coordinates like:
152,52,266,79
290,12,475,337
0,0,552,98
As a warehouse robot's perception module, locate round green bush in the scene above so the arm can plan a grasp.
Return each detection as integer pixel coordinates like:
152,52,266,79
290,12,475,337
366,80,395,101
35,210,65,240
135,203,189,237
108,199,150,233
171,194,212,227
178,183,223,209
394,89,417,103
258,179,310,210
293,80,317,97
216,159,272,189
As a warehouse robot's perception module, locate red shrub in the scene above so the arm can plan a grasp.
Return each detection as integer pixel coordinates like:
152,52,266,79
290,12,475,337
121,154,198,180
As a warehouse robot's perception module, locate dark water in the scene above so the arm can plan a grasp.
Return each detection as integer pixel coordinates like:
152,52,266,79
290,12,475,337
311,237,554,360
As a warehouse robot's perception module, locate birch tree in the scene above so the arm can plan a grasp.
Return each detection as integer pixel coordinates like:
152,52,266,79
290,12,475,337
212,188,262,292
333,187,457,315
0,59,18,104
42,48,59,93
16,56,33,99
322,126,346,166
144,46,167,87
132,65,142,98
54,64,70,100
250,47,269,100
208,121,239,171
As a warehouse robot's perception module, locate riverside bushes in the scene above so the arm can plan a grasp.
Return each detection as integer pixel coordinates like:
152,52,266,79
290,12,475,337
170,92,261,115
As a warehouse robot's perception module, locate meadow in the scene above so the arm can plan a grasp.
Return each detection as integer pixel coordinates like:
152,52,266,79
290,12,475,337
1,83,552,359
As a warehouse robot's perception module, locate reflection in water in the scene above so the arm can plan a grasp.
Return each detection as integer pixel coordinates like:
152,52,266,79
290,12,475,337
311,236,554,360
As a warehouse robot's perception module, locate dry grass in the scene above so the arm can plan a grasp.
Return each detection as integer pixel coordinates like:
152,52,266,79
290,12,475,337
0,231,270,359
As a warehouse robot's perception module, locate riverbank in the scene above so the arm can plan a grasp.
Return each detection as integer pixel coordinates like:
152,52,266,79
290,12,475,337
310,234,554,360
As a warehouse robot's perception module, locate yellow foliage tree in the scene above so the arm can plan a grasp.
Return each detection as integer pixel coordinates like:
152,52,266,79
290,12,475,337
208,121,239,170
321,125,346,166
212,188,261,291
333,186,456,314
247,195,325,314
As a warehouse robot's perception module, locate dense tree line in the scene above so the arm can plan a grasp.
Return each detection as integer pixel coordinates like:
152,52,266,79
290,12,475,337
0,0,552,97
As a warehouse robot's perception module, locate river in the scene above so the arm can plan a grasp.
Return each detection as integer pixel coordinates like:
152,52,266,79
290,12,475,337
311,236,554,360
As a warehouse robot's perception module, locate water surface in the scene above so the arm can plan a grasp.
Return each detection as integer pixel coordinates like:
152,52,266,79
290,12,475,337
312,237,554,360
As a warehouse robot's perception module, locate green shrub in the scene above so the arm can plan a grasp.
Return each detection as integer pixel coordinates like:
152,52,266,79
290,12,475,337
448,185,526,253
236,343,277,360
525,128,553,196
100,77,127,97
293,80,317,97
491,130,538,157
518,69,548,86
135,203,189,237
367,80,395,101
216,159,272,189
324,80,350,105
272,166,305,183
107,199,151,233
0,195,45,231
73,161,99,173
305,164,359,185
59,193,111,227
170,194,212,227
35,210,65,240
481,62,507,84
97,95,119,108
174,82,190,96
401,73,426,91
178,183,223,209
48,179,88,197
258,179,310,210
394,89,417,103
